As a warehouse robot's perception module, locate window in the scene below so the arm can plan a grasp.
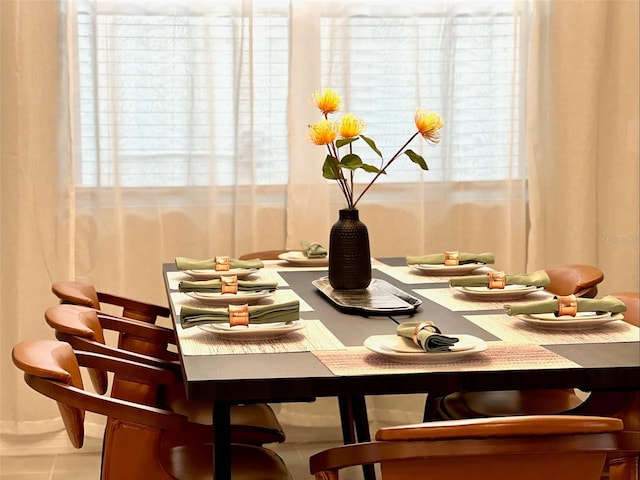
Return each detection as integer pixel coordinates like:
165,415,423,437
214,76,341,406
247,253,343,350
72,1,526,188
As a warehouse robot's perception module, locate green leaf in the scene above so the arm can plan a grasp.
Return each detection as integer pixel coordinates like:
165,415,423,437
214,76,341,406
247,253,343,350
322,155,341,180
360,134,383,158
360,162,383,174
336,137,358,149
404,149,429,170
340,153,363,170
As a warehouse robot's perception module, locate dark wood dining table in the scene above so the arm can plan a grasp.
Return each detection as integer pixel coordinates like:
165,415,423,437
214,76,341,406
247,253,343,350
163,258,640,480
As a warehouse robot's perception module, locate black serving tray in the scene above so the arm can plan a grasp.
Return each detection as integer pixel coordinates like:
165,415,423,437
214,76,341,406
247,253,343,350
312,277,422,315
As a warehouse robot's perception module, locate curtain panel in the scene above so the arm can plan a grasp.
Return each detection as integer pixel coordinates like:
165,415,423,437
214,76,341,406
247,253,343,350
1,0,637,444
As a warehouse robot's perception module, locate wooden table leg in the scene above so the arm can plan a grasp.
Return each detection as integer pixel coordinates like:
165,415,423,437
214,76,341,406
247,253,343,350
213,401,232,480
338,395,376,480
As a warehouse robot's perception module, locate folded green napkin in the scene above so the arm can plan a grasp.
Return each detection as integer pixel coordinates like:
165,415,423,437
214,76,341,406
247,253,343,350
504,295,627,316
449,270,550,288
406,252,495,265
396,322,460,353
175,256,264,271
179,279,277,293
180,299,300,328
300,241,328,258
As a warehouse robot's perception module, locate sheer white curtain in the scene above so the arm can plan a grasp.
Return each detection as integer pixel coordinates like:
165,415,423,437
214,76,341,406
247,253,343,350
525,0,639,294
6,0,636,446
1,0,529,442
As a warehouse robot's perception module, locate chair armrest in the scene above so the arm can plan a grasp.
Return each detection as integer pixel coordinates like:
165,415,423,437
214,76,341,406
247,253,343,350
97,313,177,346
26,374,187,431
55,332,181,372
75,350,179,386
97,291,170,322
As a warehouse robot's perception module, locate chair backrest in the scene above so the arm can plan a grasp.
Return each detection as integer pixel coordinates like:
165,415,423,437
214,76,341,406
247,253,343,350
52,280,101,308
544,264,604,297
12,339,186,480
12,339,292,480
12,340,187,480
45,304,178,405
310,415,625,480
611,291,639,327
12,340,86,447
51,280,169,324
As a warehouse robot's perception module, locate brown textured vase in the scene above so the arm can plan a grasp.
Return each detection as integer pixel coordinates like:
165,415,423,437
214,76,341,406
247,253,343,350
328,208,372,290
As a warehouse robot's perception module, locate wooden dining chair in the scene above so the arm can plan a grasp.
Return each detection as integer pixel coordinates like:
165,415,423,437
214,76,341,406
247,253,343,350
423,264,607,421
430,286,638,422
45,303,286,445
11,339,292,480
52,280,170,324
310,415,632,480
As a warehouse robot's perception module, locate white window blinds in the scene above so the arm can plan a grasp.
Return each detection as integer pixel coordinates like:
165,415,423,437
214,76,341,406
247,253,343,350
72,0,527,188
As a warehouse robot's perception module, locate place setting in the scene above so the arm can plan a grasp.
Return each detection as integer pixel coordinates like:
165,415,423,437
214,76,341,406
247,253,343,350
407,250,496,276
175,255,265,280
364,320,487,364
277,240,329,267
177,275,278,306
449,270,550,301
177,298,305,340
375,250,495,285
504,294,629,331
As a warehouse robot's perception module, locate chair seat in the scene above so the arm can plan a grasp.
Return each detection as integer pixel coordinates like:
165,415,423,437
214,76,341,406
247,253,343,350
166,383,285,444
165,443,291,480
439,389,585,419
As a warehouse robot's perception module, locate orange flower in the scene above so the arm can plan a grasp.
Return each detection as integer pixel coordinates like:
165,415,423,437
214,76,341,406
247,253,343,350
308,119,338,145
414,109,444,144
312,88,342,116
339,113,366,138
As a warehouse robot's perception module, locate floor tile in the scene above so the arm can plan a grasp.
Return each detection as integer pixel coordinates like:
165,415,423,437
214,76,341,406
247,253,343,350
50,452,102,480
0,455,53,478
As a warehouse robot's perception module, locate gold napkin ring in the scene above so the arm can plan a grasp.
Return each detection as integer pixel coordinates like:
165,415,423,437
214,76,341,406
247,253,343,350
228,304,249,326
215,256,231,271
221,275,238,294
488,271,506,289
557,295,578,317
444,251,459,266
412,321,441,347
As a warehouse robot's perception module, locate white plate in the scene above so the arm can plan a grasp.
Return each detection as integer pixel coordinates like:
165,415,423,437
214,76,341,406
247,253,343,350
516,313,624,330
455,284,541,301
185,290,274,306
412,263,485,275
198,321,305,340
529,311,612,321
278,251,328,267
364,334,487,363
184,268,258,280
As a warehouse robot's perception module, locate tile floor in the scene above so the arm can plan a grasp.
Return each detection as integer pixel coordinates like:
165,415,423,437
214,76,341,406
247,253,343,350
0,427,370,480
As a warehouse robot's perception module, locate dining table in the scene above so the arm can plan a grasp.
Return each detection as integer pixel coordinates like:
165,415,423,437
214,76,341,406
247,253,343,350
162,257,640,480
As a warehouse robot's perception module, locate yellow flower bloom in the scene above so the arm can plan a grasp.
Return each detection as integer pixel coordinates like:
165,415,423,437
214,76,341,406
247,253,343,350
308,119,338,145
414,109,444,144
339,113,366,138
312,88,342,116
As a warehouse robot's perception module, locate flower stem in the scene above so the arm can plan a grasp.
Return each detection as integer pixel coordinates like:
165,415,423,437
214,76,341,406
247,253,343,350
352,131,420,207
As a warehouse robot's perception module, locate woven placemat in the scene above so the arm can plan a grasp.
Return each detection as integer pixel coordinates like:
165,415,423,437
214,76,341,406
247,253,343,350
464,313,640,345
177,319,345,355
413,287,552,312
374,264,492,285
312,342,580,376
